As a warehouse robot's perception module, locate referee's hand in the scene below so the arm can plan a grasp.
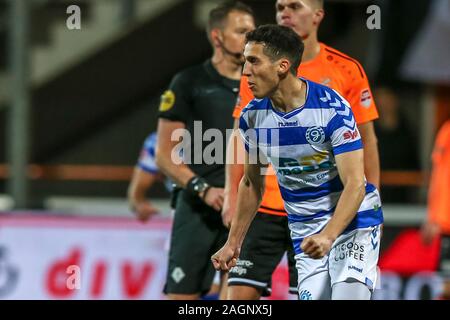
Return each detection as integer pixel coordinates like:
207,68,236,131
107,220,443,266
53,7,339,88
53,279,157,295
202,187,224,212
211,243,240,271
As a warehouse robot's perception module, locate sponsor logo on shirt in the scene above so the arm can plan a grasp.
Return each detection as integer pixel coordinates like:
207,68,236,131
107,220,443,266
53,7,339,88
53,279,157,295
276,157,334,176
278,121,298,127
159,90,175,112
360,89,372,108
343,130,359,140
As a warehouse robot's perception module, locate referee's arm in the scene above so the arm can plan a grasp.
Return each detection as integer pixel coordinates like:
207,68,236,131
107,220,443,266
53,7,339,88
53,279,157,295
155,118,195,188
155,118,224,212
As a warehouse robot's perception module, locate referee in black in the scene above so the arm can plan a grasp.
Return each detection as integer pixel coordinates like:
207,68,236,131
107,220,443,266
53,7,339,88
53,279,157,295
155,2,254,300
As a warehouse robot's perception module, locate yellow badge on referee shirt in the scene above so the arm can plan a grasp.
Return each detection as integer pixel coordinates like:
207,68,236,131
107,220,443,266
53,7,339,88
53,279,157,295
159,90,175,112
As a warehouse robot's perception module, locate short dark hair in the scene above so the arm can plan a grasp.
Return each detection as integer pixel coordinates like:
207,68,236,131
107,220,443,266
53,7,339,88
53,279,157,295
207,1,253,35
245,24,304,75
312,0,324,9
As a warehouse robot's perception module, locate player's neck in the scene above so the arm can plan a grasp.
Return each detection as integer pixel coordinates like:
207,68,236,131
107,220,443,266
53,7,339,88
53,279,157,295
301,34,321,63
270,76,306,113
211,53,242,80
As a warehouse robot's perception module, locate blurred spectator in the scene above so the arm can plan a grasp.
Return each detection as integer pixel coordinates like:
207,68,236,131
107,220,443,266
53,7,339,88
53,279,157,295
374,0,431,88
127,132,172,222
401,0,450,84
421,120,450,300
127,131,222,299
374,87,420,202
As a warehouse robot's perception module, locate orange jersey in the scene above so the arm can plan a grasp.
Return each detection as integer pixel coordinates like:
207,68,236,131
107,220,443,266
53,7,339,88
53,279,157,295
428,120,450,235
233,43,378,216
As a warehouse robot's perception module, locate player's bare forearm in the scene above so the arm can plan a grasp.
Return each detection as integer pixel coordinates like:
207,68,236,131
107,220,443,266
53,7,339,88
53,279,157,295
321,179,365,241
321,150,366,241
127,168,157,209
225,119,245,194
155,119,196,187
227,161,265,248
223,118,245,224
426,164,441,226
358,121,380,189
363,141,380,189
211,159,262,271
127,167,160,221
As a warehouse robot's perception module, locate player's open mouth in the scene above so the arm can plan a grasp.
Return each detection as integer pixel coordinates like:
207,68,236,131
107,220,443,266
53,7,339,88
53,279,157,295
248,82,256,90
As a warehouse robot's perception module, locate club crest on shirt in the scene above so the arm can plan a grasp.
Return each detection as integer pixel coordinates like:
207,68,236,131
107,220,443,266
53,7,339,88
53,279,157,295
159,90,175,112
306,126,325,145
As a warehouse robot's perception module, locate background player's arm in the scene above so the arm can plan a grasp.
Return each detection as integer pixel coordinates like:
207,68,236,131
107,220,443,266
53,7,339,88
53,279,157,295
358,121,380,189
127,167,160,222
345,64,380,189
301,149,366,259
421,166,441,244
421,123,449,244
155,119,224,211
222,118,245,228
212,152,266,271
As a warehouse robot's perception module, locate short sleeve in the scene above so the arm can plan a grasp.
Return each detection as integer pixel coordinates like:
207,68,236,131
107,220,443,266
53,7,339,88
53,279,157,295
238,107,259,154
137,134,159,174
158,72,192,123
327,90,363,155
344,62,379,124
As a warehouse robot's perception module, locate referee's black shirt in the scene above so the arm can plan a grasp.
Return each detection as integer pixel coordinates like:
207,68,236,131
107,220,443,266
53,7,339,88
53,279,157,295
158,60,240,187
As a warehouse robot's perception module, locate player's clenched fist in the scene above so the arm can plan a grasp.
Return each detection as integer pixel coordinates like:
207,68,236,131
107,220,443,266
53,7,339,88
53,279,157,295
300,234,334,259
211,243,240,271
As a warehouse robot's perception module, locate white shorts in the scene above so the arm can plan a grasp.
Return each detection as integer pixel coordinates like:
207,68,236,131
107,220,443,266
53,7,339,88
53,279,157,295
295,225,381,300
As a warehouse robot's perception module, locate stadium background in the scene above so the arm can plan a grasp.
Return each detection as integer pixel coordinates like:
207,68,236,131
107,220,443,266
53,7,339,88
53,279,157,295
0,0,448,299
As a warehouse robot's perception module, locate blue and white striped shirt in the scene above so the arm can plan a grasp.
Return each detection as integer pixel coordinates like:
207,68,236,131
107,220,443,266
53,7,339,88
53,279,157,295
239,79,383,254
138,132,159,174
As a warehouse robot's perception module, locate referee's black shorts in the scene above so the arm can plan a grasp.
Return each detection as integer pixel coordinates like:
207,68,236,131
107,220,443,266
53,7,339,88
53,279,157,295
164,190,228,296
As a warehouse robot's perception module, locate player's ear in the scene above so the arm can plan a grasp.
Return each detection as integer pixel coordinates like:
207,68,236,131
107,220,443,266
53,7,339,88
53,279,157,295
278,58,291,77
313,8,324,26
210,28,222,48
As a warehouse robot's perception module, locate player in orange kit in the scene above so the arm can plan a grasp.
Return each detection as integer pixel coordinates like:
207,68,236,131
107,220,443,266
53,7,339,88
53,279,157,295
223,0,380,299
422,120,450,300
